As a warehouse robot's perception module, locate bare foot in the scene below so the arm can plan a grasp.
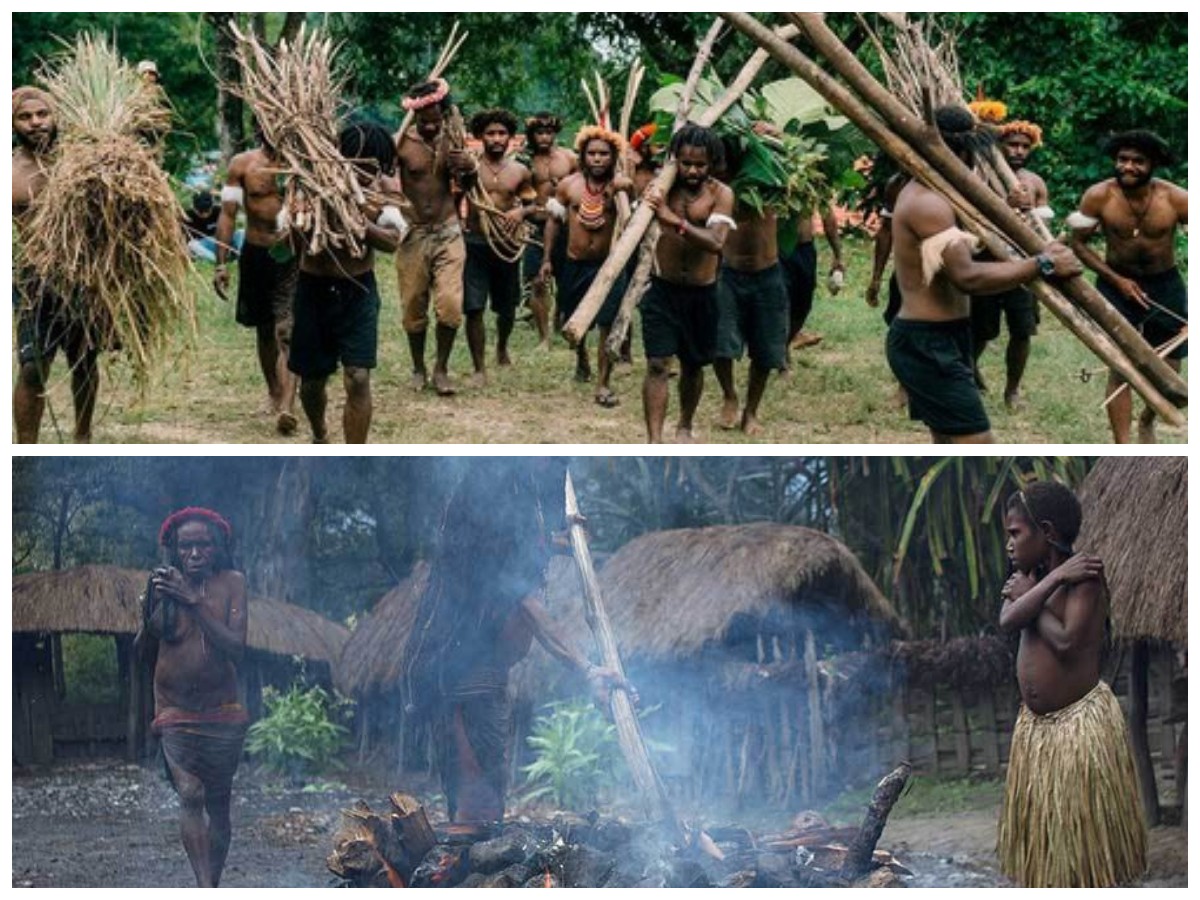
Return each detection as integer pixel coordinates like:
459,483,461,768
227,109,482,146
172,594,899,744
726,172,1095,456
470,371,489,389
410,371,429,392
719,398,740,430
1004,390,1023,412
790,331,823,350
433,372,456,397
574,365,593,383
594,388,620,409
674,426,696,444
1138,416,1157,444
276,412,299,436
497,353,513,368
741,415,763,437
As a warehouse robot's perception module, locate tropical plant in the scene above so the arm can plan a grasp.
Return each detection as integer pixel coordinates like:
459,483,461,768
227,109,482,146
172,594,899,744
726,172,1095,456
521,700,620,810
246,683,353,781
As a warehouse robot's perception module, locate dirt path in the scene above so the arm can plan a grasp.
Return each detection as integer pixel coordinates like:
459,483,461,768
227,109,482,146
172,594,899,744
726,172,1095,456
11,761,1187,888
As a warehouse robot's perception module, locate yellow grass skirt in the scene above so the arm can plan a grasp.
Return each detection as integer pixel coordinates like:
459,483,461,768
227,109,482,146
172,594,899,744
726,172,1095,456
998,681,1148,887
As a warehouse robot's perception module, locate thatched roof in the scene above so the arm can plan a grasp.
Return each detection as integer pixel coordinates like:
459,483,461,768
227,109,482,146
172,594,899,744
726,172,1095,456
1076,457,1187,643
334,562,429,696
597,523,904,659
11,565,350,663
338,525,901,699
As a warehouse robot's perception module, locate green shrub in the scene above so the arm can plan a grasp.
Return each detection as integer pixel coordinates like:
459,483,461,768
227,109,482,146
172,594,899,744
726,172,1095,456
61,634,119,704
246,684,352,781
521,700,619,810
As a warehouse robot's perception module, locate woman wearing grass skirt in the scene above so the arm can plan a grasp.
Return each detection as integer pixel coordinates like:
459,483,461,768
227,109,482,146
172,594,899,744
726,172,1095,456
997,481,1147,887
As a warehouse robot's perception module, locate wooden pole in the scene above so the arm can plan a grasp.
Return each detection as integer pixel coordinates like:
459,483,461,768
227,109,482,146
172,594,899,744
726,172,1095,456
786,12,1186,407
564,472,680,839
719,12,1185,428
1130,639,1161,825
562,22,799,344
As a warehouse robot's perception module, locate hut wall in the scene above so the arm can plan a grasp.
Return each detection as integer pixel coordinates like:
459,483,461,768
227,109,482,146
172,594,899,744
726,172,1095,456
13,635,56,766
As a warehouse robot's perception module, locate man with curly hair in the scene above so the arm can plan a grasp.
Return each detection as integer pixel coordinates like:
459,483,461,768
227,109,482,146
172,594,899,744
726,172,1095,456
970,119,1052,410
1069,129,1188,443
539,126,634,408
463,108,535,385
135,508,248,888
523,113,577,347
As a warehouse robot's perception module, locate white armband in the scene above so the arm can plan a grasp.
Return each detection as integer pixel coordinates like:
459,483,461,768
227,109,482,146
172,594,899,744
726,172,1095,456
1033,205,1055,222
377,205,409,239
275,208,291,232
706,213,737,231
221,185,245,208
1066,211,1100,231
546,198,568,222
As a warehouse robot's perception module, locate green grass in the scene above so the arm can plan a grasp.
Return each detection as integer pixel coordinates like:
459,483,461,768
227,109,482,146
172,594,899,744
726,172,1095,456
822,774,1005,825
17,236,1185,444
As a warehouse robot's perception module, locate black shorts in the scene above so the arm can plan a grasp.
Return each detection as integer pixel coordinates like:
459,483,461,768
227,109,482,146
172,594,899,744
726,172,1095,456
236,243,299,330
780,240,817,331
557,257,627,331
464,235,521,319
716,264,789,370
883,272,903,326
970,286,1039,346
1096,268,1188,361
887,317,991,437
522,222,567,285
13,279,95,366
288,271,380,379
640,277,719,368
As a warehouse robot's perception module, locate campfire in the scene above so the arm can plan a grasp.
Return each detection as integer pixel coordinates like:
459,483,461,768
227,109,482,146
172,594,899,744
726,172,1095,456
328,765,914,888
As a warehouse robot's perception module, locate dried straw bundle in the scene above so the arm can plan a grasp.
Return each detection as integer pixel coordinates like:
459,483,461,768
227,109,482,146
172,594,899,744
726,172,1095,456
230,24,368,258
21,35,193,384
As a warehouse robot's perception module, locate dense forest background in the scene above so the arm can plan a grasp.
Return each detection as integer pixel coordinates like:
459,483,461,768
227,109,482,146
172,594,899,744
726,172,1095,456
12,13,1187,209
12,457,1095,642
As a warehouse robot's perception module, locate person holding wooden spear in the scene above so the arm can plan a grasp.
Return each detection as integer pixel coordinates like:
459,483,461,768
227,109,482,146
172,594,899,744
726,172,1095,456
1069,130,1188,444
640,124,736,443
395,79,476,397
887,106,1081,444
463,108,535,386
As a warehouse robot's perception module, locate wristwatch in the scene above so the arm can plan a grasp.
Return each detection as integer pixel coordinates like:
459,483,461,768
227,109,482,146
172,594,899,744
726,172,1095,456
1034,253,1056,277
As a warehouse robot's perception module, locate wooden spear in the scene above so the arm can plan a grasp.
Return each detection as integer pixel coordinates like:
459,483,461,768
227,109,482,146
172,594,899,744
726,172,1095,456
720,12,1185,428
561,21,800,344
564,471,680,839
786,12,1186,408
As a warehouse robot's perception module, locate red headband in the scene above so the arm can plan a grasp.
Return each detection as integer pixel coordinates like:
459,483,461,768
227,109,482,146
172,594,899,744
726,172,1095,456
159,507,233,546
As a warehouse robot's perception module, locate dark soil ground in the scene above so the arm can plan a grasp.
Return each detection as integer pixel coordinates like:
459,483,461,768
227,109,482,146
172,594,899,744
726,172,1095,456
10,759,1187,888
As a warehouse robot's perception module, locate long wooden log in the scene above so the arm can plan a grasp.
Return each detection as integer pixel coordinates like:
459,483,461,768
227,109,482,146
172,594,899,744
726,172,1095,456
604,223,658,358
720,13,1185,429
788,12,1186,407
562,22,800,344
840,762,912,880
565,472,680,839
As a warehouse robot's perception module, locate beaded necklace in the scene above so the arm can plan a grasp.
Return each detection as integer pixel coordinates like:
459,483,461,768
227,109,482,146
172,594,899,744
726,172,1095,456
579,179,608,231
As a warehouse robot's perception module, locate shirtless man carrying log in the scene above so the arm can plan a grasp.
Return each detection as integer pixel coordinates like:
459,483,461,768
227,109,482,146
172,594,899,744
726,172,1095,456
888,106,1080,443
12,86,100,444
135,508,249,888
463,109,535,385
641,124,735,443
997,481,1146,886
1069,130,1188,444
214,124,299,436
524,113,577,347
540,126,634,409
395,80,476,396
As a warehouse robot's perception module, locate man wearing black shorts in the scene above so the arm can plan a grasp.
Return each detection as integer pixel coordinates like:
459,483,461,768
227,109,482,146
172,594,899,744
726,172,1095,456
640,125,735,443
288,123,404,443
1069,129,1188,443
523,113,576,348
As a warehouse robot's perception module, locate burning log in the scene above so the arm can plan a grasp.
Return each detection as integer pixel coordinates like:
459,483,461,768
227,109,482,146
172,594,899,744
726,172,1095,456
841,762,913,880
326,794,435,887
719,13,1185,427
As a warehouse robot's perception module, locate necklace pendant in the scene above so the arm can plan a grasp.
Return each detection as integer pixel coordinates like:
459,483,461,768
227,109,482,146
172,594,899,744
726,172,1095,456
1133,228,1140,238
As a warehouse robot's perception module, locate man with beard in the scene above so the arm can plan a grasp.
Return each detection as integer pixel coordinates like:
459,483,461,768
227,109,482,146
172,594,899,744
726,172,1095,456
214,124,300,436
289,122,405,444
1069,130,1188,443
463,109,535,385
524,113,577,348
12,86,101,444
641,124,735,443
539,126,634,409
970,120,1053,410
889,106,1080,444
135,508,249,888
713,135,789,437
395,79,477,397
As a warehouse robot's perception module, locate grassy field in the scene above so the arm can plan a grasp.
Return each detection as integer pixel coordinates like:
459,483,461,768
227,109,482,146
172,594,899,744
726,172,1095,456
16,235,1186,444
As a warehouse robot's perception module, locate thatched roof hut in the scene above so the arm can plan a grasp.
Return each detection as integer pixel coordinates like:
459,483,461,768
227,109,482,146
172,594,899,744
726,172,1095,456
335,562,429,696
11,564,350,663
1076,457,1186,643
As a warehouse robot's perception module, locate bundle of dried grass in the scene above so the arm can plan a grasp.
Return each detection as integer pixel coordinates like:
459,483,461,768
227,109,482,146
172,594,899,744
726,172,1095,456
230,24,367,258
21,34,193,384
